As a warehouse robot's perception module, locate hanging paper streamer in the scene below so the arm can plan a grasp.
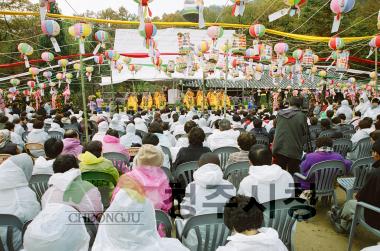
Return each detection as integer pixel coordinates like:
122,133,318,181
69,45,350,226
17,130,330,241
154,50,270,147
39,0,55,22
18,43,33,68
269,0,307,22
68,23,92,54
367,35,380,58
231,33,247,55
23,90,31,102
63,84,71,104
41,20,61,52
139,22,157,50
41,51,54,68
38,83,46,97
58,59,69,72
93,30,109,55
182,0,205,28
336,50,350,72
231,0,252,17
330,0,355,33
27,80,35,93
134,0,154,30
94,55,105,71
86,67,94,81
378,10,380,30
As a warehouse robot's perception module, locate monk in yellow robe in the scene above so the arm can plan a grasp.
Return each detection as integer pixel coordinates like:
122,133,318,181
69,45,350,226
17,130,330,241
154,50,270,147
207,90,218,111
127,93,138,112
183,89,195,110
196,90,205,110
140,93,153,111
218,90,231,110
153,91,161,109
159,92,167,109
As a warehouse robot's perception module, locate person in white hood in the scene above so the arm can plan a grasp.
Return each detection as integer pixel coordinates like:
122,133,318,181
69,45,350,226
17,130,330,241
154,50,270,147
336,100,353,121
173,115,187,137
177,153,236,250
109,116,125,132
92,188,189,251
355,92,371,115
48,122,65,134
120,123,142,147
41,155,103,222
363,98,380,120
92,121,109,142
207,119,239,151
348,117,374,160
0,154,40,251
217,195,287,251
134,117,148,133
27,120,49,145
238,145,294,203
23,203,90,251
197,117,213,134
33,138,63,175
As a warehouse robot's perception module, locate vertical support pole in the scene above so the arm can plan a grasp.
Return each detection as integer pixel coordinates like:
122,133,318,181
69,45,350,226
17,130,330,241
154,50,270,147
224,40,229,117
202,72,206,112
109,61,115,115
376,48,378,95
80,53,89,143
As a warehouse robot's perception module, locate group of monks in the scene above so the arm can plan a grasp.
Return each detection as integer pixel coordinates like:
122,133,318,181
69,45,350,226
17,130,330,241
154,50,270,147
184,89,231,110
125,89,231,111
126,91,167,111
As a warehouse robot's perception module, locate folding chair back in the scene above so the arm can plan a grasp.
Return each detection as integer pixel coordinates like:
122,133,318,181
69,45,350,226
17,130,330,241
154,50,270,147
47,131,63,140
348,202,380,251
212,147,239,170
173,161,198,186
103,152,130,174
136,129,147,139
161,145,173,169
180,213,231,251
22,131,29,142
234,128,245,133
262,198,311,250
223,161,250,189
342,129,355,140
319,130,336,138
155,210,172,237
351,157,373,192
309,125,321,139
0,154,11,164
332,138,352,158
81,172,117,208
355,137,372,159
29,174,51,203
25,143,45,158
0,214,23,251
44,123,51,132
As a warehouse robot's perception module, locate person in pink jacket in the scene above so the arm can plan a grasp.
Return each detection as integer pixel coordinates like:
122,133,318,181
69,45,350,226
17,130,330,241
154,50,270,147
102,129,129,157
61,130,83,158
112,144,172,213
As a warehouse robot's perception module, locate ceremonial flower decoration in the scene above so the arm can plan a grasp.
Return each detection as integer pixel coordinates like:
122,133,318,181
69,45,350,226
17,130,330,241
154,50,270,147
41,20,61,52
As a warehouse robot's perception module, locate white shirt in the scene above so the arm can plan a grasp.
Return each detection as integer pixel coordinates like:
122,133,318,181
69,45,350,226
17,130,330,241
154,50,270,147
207,129,239,151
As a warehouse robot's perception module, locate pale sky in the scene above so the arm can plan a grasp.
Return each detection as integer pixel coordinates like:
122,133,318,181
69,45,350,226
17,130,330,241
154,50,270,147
30,0,227,17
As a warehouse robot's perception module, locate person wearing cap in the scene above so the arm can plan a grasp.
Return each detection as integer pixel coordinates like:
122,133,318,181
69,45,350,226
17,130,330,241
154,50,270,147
92,188,188,251
0,154,40,251
23,203,90,251
329,139,380,233
112,144,172,213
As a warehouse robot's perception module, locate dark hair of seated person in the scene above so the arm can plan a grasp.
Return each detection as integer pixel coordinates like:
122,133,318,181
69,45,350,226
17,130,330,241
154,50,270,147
188,127,205,147
83,140,102,158
106,128,119,138
184,120,197,134
198,152,220,167
224,195,264,233
238,132,256,151
316,136,333,148
53,154,79,173
248,144,272,166
44,138,63,159
64,129,79,139
33,119,44,129
142,133,159,146
148,121,163,134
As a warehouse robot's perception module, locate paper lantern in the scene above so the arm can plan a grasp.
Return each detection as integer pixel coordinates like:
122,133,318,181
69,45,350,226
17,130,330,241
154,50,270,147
367,35,380,58
115,62,124,73
68,23,92,54
43,71,52,81
249,24,266,38
245,48,255,58
198,40,210,53
93,30,109,54
139,22,157,49
370,71,377,79
94,55,105,65
58,59,69,72
27,80,35,90
73,63,81,71
167,60,175,73
348,77,356,84
182,0,205,28
122,56,131,65
319,70,327,78
134,0,154,29
329,37,345,50
292,49,303,61
105,50,120,63
207,26,224,43
56,72,63,87
29,67,40,79
18,43,33,68
41,20,61,52
41,51,54,62
274,42,289,55
86,66,94,81
330,0,355,33
269,0,307,22
10,79,20,87
231,0,252,16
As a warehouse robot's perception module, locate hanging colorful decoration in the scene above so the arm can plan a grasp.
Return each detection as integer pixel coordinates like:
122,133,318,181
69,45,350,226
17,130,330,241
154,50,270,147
73,63,81,78
18,43,34,68
10,79,20,87
27,80,36,92
330,0,355,33
8,87,18,101
207,26,224,48
378,10,380,30
367,35,380,58
56,72,63,87
105,50,121,69
269,0,307,22
41,51,54,68
336,50,350,72
128,64,142,75
43,71,52,84
139,22,157,50
22,89,31,102
39,0,56,22
58,59,69,72
302,49,316,68
230,0,252,17
249,23,266,39
231,33,247,55
68,23,92,54
63,83,71,104
182,0,205,28
28,67,40,82
134,0,154,30
41,20,61,52
327,36,345,67
198,40,210,54
292,48,304,64
86,67,94,81
94,54,104,71
116,62,124,73
93,30,109,55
